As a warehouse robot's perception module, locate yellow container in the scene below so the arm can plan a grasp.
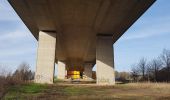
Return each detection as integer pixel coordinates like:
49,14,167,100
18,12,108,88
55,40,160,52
68,71,80,75
67,71,80,79
74,71,80,75
71,75,80,79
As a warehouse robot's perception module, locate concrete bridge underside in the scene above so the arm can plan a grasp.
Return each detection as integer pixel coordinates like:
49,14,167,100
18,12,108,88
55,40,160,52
9,0,155,85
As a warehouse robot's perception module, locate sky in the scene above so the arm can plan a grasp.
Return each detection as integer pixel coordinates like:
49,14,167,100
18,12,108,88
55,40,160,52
0,0,170,73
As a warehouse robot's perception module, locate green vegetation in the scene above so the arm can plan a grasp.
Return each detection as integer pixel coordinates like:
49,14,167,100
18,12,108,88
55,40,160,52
63,86,92,95
2,82,170,100
3,83,47,100
16,83,47,93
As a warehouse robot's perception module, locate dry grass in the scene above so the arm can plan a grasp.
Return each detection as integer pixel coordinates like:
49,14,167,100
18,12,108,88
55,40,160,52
2,82,170,100
123,82,170,89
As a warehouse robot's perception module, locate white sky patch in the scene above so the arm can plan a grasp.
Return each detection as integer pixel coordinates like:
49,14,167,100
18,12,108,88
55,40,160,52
0,0,37,71
0,29,37,57
0,25,37,72
0,47,36,57
0,11,20,21
0,0,20,21
0,0,11,10
0,30,30,40
0,65,12,76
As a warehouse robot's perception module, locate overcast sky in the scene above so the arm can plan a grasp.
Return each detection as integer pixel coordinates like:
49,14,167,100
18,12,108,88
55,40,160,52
0,0,170,73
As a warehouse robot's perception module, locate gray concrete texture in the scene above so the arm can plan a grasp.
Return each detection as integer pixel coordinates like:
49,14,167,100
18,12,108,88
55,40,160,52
96,36,115,85
35,31,56,84
57,60,66,79
8,0,156,84
84,63,93,80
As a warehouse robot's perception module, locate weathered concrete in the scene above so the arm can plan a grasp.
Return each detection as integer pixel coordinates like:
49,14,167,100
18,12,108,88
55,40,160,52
35,31,56,84
96,35,115,85
84,63,93,80
9,0,156,65
8,0,156,84
57,61,66,79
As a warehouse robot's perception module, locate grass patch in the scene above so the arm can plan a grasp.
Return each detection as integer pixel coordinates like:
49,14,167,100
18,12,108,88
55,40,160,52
20,83,47,93
2,82,170,100
63,86,92,95
9,83,47,94
3,83,48,100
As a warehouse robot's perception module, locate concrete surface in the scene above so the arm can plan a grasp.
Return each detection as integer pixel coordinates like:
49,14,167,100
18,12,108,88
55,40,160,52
8,0,155,84
84,63,93,80
35,31,56,84
57,60,66,79
96,35,115,85
9,0,155,64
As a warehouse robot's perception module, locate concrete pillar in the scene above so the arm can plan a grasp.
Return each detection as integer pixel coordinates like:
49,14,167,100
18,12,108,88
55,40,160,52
96,35,115,85
35,31,56,84
84,63,93,80
57,61,66,79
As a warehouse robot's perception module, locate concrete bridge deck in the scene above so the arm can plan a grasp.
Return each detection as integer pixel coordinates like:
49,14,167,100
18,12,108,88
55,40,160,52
9,0,155,85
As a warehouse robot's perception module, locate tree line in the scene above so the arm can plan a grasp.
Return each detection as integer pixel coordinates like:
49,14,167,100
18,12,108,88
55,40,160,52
131,49,170,82
0,62,34,99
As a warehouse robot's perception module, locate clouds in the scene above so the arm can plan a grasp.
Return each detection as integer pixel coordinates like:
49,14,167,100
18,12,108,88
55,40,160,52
119,15,170,41
0,0,20,21
118,0,170,42
0,0,37,71
0,10,20,21
0,0,170,73
114,0,170,72
0,24,37,67
0,30,37,71
0,30,29,41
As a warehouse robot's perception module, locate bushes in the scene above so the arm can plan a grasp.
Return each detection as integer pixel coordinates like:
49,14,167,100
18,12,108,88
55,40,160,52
115,71,131,82
12,63,34,84
0,62,34,99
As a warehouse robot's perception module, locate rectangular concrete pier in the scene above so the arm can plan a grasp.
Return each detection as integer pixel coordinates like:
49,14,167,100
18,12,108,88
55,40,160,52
96,35,115,85
35,31,56,84
57,61,66,79
84,63,93,80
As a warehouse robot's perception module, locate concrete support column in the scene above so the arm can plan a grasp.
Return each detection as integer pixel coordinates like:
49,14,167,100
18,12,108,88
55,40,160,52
96,35,115,85
84,63,93,80
35,31,56,84
57,61,66,79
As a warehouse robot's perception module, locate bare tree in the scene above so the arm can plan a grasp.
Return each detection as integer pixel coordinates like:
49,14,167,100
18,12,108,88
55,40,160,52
13,62,34,83
147,59,163,82
137,58,147,81
131,64,140,82
130,49,170,82
160,49,170,81
0,63,34,99
0,65,11,77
